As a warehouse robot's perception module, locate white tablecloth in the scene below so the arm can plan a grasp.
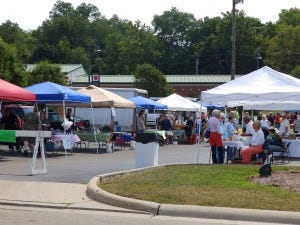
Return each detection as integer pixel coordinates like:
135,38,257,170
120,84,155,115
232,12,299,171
283,139,300,157
222,141,247,149
51,134,81,149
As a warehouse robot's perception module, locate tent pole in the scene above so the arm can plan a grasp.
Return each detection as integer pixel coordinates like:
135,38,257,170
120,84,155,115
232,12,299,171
63,101,66,134
242,106,244,132
196,108,202,164
90,103,98,154
132,108,136,135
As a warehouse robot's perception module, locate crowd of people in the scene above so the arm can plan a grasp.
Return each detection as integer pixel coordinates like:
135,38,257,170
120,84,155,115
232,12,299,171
206,109,299,164
136,110,208,144
0,105,75,156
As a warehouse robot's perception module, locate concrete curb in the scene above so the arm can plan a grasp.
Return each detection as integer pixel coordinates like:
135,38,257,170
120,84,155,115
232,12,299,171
159,204,300,224
86,165,300,224
86,166,163,215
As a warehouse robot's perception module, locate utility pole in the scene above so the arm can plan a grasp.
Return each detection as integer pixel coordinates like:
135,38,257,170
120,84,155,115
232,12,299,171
231,0,236,80
231,0,243,80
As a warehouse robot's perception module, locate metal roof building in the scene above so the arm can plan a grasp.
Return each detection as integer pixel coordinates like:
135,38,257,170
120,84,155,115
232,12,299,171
26,64,241,97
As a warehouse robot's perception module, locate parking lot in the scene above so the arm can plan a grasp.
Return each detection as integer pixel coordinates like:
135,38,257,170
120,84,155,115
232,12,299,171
0,143,211,183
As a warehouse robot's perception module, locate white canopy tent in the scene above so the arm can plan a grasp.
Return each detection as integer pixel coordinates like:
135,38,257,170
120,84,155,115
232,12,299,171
201,66,300,107
158,93,207,112
242,101,300,111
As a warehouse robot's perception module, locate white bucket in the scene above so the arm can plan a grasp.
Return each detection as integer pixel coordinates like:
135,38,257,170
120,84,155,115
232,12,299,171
106,142,113,153
130,140,136,150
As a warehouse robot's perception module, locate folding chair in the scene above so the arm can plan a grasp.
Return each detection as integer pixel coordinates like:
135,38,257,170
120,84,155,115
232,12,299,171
266,142,291,164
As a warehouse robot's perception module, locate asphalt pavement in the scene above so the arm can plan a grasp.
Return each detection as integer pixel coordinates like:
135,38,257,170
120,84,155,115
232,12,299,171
0,142,300,224
0,142,212,183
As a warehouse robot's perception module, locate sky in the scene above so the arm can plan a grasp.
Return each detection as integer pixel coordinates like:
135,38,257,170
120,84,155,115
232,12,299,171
0,0,299,30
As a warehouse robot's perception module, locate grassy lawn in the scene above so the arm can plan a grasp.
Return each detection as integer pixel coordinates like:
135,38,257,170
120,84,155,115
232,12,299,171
99,165,300,212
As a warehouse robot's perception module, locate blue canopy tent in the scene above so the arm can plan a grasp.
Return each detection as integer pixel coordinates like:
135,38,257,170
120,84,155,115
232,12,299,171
129,96,167,109
197,101,224,110
25,82,91,105
129,96,167,130
26,82,93,140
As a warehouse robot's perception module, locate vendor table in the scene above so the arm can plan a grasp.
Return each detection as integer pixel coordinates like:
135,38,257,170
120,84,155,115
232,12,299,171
51,134,81,154
172,130,186,143
51,134,81,145
75,132,111,153
75,132,110,142
112,132,132,149
222,141,247,150
222,140,248,163
143,129,166,139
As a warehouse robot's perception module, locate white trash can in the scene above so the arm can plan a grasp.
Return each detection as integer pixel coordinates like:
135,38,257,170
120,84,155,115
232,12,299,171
135,133,159,168
130,140,136,150
106,142,113,153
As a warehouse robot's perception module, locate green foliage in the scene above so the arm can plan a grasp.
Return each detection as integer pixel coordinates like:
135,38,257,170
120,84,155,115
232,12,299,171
152,7,197,74
134,63,172,97
28,61,65,85
265,25,300,73
277,8,300,27
291,66,300,78
0,38,27,86
0,0,299,78
0,21,36,65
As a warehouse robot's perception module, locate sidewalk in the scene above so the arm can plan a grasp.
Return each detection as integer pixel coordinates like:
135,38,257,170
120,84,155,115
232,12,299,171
0,180,147,214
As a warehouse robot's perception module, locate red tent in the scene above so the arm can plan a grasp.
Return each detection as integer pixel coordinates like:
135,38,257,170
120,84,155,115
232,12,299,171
0,79,36,102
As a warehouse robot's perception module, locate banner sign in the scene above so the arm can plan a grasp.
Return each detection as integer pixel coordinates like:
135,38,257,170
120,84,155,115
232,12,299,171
0,130,16,143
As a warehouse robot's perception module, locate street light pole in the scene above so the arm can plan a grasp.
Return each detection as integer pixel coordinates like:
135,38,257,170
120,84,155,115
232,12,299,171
88,46,91,84
256,52,262,69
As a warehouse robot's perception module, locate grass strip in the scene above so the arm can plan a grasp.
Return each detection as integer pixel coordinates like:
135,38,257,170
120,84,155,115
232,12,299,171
99,164,300,211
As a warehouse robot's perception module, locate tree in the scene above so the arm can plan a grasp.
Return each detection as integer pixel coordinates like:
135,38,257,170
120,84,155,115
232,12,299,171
0,21,36,64
0,38,27,86
277,8,300,27
291,66,300,78
152,7,198,74
28,61,65,85
103,17,161,74
134,64,172,97
265,25,300,73
264,8,300,73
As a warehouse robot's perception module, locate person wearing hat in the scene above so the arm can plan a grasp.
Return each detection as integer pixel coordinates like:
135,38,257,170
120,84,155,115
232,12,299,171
264,126,283,151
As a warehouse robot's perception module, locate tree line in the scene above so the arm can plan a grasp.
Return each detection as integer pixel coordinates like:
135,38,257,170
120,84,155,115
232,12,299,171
0,1,299,95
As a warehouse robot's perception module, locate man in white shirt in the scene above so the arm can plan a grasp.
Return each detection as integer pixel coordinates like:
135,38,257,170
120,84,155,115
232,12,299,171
241,120,265,164
208,109,223,164
279,114,290,136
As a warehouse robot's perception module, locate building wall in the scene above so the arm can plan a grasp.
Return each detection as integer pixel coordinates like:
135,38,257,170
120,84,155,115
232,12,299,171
99,83,218,98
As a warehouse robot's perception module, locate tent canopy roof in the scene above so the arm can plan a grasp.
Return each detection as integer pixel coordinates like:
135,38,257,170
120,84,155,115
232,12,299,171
158,93,205,112
0,79,36,102
25,82,91,105
129,96,167,110
77,85,135,108
201,66,300,106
